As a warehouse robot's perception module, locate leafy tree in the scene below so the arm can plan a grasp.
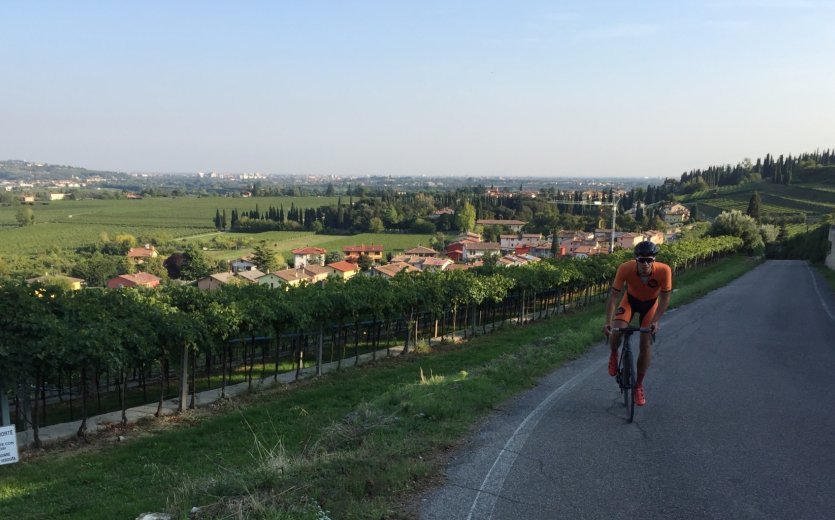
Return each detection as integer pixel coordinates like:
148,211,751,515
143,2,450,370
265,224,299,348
369,216,384,233
325,250,343,264
113,233,138,252
357,253,373,271
178,244,214,280
410,218,436,234
429,232,447,252
455,201,476,232
140,255,170,280
709,210,763,253
16,206,34,227
71,252,121,287
252,244,280,272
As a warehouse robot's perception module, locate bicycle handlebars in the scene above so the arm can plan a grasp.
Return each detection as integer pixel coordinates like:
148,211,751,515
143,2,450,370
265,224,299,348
612,326,653,333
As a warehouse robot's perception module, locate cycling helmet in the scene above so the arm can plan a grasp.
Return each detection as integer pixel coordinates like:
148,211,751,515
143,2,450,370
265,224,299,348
634,240,659,257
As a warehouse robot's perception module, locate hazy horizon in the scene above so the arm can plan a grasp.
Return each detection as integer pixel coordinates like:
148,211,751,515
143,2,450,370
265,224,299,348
2,1,833,178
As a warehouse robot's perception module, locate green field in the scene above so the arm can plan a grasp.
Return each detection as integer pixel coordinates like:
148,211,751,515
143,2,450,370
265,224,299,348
0,196,439,265
0,196,341,255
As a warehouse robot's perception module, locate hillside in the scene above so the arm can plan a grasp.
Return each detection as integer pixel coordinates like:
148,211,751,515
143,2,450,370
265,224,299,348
0,159,122,180
681,181,835,224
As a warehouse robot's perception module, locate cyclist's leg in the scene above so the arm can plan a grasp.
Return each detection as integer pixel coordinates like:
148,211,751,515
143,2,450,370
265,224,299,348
608,295,632,375
636,301,658,388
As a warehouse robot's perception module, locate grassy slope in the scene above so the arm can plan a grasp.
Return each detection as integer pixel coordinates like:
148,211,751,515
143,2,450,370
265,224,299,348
0,255,761,520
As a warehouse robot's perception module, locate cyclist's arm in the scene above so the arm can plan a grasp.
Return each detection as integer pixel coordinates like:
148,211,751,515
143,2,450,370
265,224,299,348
604,263,629,334
603,285,622,334
651,291,671,331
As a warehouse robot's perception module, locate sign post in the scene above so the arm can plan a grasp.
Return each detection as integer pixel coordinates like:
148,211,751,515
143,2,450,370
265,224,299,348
0,380,11,427
0,425,19,465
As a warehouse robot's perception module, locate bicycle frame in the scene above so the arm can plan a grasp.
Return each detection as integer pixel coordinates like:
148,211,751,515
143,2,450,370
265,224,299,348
612,326,652,422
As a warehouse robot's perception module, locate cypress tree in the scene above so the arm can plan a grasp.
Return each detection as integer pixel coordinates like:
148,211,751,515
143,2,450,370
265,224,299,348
746,192,762,222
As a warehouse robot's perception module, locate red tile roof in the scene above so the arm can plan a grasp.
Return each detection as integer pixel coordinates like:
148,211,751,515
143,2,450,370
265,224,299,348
291,247,326,255
327,260,360,272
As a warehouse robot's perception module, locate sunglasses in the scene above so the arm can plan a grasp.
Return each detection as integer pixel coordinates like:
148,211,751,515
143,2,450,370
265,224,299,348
636,257,655,264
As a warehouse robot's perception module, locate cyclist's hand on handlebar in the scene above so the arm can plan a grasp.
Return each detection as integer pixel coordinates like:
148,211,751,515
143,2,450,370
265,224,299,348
602,323,612,337
650,321,660,334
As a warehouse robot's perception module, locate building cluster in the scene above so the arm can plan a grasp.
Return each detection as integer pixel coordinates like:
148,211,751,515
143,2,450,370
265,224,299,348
25,204,687,292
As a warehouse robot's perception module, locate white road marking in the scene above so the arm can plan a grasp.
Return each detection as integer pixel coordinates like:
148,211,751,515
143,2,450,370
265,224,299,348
466,359,602,519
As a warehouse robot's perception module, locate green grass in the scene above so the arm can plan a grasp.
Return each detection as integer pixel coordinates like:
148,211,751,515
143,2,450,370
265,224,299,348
0,255,761,520
0,196,340,255
816,265,835,292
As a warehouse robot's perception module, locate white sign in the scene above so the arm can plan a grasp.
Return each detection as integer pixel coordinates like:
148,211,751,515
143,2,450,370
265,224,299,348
0,425,19,465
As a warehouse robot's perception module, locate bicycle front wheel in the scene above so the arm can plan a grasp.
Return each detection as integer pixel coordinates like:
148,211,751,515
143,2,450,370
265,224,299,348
624,349,636,423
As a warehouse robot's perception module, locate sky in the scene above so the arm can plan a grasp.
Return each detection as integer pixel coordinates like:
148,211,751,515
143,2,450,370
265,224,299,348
2,1,834,178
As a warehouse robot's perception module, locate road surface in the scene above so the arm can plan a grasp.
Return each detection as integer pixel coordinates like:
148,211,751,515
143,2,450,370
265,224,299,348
420,260,835,520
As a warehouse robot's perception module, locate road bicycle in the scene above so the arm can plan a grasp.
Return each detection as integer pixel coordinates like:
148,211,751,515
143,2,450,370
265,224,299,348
613,326,653,423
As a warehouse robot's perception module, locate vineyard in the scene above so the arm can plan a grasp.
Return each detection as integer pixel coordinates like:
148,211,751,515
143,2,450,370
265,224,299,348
1,235,743,446
683,181,835,225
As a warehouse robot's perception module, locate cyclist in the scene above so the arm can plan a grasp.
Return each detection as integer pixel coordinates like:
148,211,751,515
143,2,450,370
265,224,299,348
602,240,672,406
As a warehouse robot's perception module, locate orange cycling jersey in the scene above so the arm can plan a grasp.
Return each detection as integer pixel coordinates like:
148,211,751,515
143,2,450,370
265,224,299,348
612,260,672,301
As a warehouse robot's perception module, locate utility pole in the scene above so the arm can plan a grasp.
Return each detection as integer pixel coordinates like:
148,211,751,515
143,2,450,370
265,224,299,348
551,197,621,253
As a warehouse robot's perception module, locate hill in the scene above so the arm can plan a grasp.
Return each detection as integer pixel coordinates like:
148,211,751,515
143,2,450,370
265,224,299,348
0,159,123,181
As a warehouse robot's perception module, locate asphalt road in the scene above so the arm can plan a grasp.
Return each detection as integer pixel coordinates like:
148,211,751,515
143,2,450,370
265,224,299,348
420,260,835,520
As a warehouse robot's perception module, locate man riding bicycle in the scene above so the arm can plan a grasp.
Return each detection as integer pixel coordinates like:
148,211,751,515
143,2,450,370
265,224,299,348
603,240,672,406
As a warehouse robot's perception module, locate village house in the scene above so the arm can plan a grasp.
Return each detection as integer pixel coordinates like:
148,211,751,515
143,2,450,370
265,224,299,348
292,246,327,268
257,272,283,289
530,242,557,259
461,241,501,262
390,254,424,266
476,219,527,232
106,272,161,289
127,245,159,264
572,245,606,258
430,207,455,217
644,230,665,245
403,246,437,257
271,267,313,288
231,258,257,273
303,264,333,283
419,257,454,271
661,203,691,224
236,269,267,284
446,261,482,271
370,261,421,278
445,242,466,262
456,231,482,242
342,244,384,263
26,275,85,291
327,260,361,281
197,272,238,291
614,232,645,250
500,233,542,252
